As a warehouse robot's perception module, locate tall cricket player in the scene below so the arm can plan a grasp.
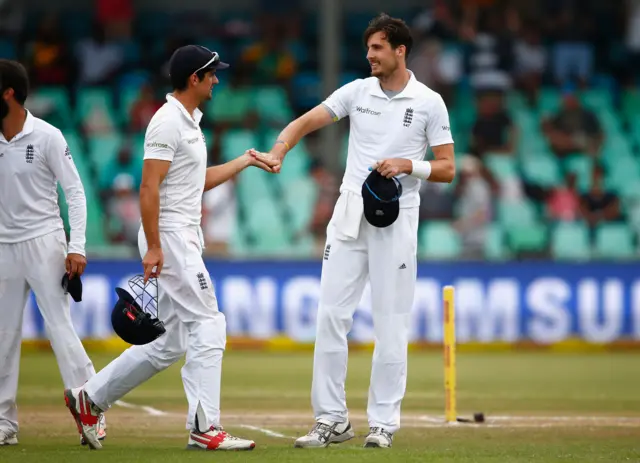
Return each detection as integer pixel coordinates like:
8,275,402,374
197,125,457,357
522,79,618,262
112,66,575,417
0,59,104,446
63,45,278,451
255,14,455,448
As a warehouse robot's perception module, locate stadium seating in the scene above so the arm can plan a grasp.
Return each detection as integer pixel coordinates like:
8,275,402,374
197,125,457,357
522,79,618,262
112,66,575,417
551,222,591,260
1,10,636,261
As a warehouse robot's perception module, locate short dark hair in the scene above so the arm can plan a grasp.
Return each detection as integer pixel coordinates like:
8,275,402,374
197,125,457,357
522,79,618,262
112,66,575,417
171,69,209,92
0,59,29,105
363,13,413,57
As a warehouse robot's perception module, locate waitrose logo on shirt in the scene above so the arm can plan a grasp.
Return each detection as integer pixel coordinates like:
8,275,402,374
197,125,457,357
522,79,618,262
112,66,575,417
355,106,381,116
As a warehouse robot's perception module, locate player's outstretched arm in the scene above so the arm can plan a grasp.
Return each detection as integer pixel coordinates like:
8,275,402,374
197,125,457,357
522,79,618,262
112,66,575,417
204,150,280,192
140,159,170,282
265,104,335,171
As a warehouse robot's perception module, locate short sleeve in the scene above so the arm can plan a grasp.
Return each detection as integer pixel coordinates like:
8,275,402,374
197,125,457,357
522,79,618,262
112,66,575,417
425,93,454,147
143,117,180,162
322,79,362,121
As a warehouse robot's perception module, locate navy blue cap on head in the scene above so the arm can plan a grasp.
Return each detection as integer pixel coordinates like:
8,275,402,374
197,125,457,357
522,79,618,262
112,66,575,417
169,45,229,82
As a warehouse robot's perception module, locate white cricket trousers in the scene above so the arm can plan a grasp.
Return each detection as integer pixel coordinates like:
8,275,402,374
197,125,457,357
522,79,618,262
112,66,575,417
0,229,96,434
312,206,419,434
84,226,226,431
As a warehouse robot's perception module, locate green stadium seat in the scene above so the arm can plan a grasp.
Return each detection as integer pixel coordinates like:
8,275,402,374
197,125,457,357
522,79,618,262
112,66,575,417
521,153,562,187
622,89,640,122
484,223,509,260
289,233,316,258
419,221,462,260
221,130,258,162
497,199,538,228
236,165,274,205
604,157,640,194
507,223,548,255
31,87,73,129
229,222,251,257
208,86,256,123
255,87,293,124
551,222,591,260
594,223,635,259
244,198,292,255
484,153,518,181
537,88,561,116
283,178,317,234
580,89,613,111
89,133,123,172
601,135,633,161
119,86,141,125
562,155,593,193
75,88,117,129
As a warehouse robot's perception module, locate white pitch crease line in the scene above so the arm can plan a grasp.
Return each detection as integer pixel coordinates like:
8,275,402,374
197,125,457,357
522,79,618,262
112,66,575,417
237,424,295,439
115,400,296,438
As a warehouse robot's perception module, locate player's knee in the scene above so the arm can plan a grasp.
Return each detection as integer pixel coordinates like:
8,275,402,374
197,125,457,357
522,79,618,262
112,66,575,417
190,317,227,352
143,343,186,370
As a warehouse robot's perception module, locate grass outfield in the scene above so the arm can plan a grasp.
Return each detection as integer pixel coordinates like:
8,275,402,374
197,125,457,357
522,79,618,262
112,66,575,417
3,350,640,462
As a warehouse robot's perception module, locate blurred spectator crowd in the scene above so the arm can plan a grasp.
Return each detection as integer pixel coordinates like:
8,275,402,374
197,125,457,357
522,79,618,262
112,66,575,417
0,0,639,260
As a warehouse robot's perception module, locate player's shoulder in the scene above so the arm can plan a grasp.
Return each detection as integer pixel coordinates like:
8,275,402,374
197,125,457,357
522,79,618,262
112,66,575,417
412,80,445,104
339,77,369,93
29,116,67,146
145,103,183,135
31,116,63,138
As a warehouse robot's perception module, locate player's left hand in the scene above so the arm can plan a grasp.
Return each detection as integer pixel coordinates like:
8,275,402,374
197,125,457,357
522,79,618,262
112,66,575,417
372,158,413,178
65,253,87,278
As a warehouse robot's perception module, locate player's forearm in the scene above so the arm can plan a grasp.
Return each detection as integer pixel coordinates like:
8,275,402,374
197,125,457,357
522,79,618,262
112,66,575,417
270,109,330,159
65,183,87,256
410,159,455,183
269,119,307,159
428,159,456,183
204,155,250,192
140,184,161,249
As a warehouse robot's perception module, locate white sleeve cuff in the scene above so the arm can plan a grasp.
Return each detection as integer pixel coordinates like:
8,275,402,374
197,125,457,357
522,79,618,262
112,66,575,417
410,160,432,180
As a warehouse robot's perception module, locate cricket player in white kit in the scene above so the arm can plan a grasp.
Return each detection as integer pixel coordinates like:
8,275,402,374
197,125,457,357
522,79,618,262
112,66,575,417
255,14,455,448
63,45,277,451
0,60,103,446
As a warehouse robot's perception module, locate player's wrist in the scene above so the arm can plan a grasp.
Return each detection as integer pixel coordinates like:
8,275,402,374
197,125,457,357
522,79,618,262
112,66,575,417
410,160,432,180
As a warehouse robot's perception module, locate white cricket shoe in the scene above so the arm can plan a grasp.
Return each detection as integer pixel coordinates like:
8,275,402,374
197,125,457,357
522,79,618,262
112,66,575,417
0,429,17,446
186,426,255,451
294,420,355,448
81,413,106,446
64,387,103,450
363,427,393,448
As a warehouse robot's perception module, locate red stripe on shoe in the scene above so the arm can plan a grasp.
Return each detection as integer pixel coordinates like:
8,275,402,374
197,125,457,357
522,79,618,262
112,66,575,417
191,432,227,449
78,392,98,425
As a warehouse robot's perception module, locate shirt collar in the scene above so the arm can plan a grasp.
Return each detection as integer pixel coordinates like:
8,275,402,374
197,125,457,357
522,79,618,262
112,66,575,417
166,94,203,126
368,70,419,100
0,110,35,144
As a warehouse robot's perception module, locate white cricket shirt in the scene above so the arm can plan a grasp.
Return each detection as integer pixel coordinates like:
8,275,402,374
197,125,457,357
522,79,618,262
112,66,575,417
0,111,87,255
143,94,207,231
323,70,454,208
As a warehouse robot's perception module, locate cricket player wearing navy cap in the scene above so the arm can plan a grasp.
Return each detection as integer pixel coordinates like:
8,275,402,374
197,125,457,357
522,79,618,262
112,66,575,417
0,59,104,446
63,45,278,451
253,14,455,448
